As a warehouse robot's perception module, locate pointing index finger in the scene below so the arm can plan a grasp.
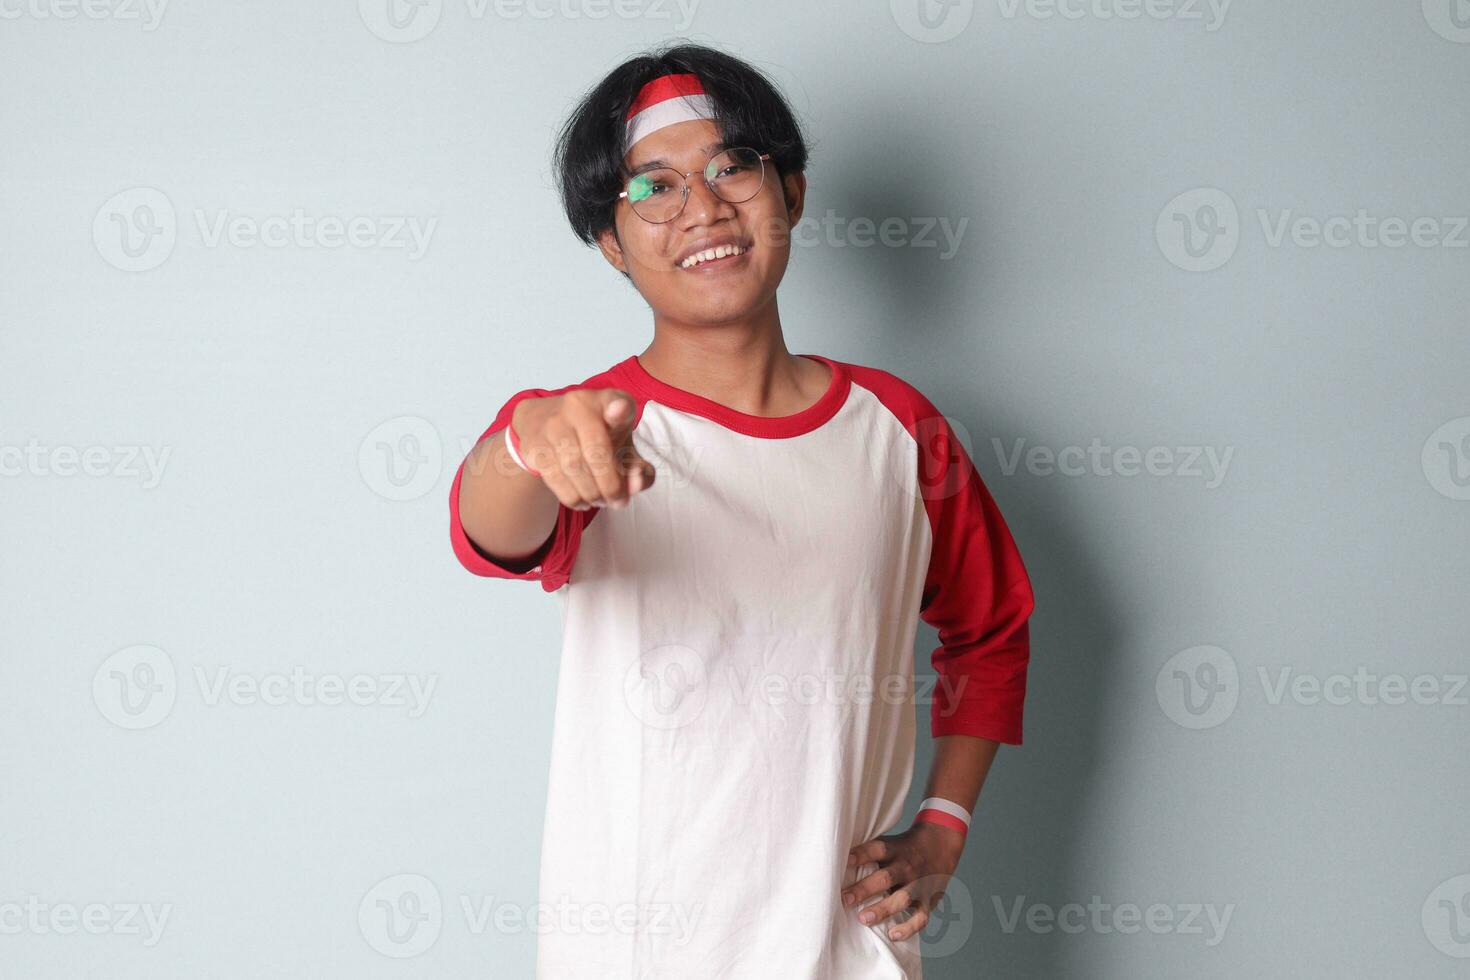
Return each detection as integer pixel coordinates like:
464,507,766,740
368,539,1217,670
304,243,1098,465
601,389,639,439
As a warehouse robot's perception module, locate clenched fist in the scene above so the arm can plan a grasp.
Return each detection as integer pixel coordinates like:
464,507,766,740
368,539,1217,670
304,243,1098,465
509,389,656,511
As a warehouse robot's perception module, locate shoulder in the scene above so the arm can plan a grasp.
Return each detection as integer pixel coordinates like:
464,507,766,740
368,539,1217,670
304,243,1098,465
498,357,637,404
830,357,944,424
537,358,632,397
578,357,635,390
485,357,640,431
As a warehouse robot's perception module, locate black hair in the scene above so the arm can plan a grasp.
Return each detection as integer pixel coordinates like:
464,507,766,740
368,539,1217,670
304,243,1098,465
552,41,811,249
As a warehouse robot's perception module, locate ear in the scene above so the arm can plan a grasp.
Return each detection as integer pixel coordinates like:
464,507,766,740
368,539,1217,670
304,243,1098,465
781,171,807,227
595,222,628,276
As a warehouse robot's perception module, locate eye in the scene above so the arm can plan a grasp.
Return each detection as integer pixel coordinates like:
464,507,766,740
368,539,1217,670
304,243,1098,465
627,172,679,203
627,174,661,202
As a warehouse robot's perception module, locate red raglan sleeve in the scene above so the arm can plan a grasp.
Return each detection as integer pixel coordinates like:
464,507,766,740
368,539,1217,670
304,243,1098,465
912,399,1036,744
447,385,594,593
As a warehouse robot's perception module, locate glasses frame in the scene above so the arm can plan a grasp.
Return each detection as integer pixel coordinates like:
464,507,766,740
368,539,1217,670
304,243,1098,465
616,148,773,224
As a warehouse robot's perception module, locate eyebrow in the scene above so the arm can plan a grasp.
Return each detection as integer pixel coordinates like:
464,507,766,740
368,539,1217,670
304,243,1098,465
627,142,728,175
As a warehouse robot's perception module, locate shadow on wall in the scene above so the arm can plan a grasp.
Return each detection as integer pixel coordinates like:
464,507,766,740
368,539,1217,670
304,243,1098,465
817,135,1124,979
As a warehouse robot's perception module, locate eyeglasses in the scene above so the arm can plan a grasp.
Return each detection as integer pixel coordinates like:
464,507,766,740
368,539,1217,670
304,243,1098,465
617,146,772,224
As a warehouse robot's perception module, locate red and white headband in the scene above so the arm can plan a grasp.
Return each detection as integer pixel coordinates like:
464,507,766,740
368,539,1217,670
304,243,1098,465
624,73,716,154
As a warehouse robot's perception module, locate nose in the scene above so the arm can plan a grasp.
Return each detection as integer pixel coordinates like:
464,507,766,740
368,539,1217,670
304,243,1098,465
679,172,735,227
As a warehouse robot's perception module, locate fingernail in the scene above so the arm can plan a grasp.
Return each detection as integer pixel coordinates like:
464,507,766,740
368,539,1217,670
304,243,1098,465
842,893,854,907
859,911,873,924
889,929,901,940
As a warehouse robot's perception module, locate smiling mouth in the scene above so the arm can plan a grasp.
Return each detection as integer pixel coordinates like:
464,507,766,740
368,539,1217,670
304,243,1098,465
679,244,750,271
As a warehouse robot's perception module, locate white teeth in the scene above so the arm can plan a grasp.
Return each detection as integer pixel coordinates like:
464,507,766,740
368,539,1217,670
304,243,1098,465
680,244,747,269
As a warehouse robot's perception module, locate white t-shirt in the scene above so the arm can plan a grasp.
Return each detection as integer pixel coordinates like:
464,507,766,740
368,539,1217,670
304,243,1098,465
449,353,1035,979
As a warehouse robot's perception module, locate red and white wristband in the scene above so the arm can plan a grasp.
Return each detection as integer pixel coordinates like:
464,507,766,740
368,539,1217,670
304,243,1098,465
915,797,972,836
502,421,541,478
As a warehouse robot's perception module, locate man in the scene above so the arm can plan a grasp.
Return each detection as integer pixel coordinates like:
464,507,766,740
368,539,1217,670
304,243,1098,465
451,42,1036,979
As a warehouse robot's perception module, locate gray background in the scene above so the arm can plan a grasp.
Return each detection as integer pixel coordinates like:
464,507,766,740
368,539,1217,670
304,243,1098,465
3,0,1468,977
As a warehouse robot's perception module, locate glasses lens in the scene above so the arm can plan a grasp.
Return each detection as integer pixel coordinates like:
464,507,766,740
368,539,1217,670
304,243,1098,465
705,148,765,204
626,169,684,223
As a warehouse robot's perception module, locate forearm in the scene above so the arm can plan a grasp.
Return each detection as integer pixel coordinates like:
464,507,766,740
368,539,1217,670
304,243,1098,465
458,427,559,563
919,734,1000,818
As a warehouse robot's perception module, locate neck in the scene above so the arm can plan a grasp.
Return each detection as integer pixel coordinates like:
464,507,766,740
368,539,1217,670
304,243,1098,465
639,299,827,418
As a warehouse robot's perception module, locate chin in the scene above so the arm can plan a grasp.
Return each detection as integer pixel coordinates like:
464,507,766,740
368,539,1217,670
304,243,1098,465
682,306,756,327
679,289,770,325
